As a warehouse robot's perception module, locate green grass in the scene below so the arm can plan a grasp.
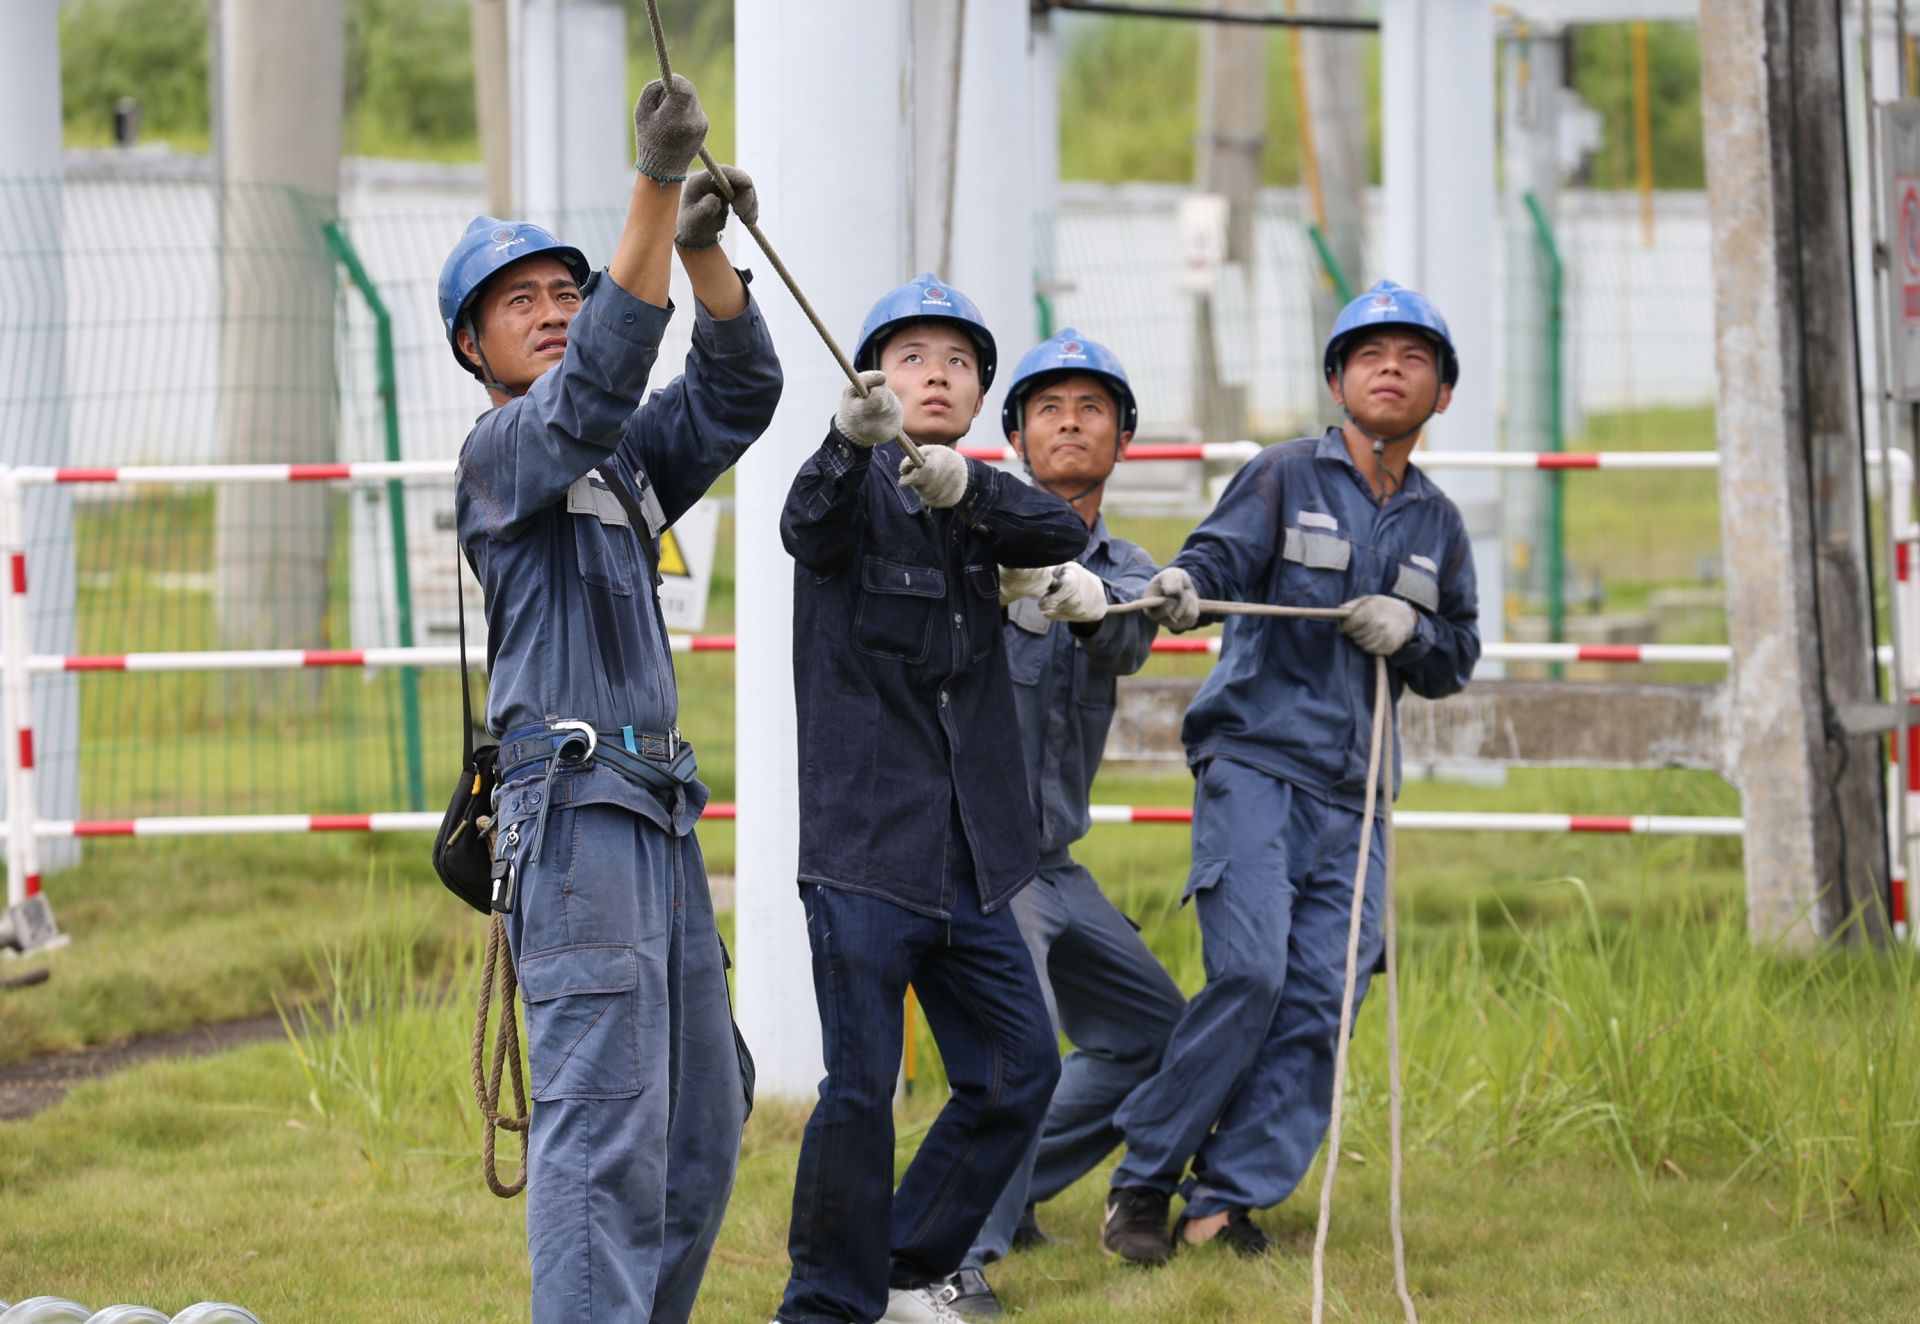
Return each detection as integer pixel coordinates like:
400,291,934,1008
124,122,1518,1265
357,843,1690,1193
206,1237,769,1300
7,872,1920,1321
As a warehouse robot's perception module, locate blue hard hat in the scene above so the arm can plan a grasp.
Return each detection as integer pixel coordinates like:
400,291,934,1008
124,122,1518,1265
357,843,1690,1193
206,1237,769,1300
854,272,998,391
438,216,591,378
1000,327,1138,440
1323,279,1459,387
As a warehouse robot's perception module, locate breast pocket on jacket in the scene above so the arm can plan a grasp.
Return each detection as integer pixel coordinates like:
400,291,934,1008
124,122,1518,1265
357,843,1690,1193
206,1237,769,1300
1279,525,1353,608
854,555,945,663
568,475,636,597
964,562,1001,662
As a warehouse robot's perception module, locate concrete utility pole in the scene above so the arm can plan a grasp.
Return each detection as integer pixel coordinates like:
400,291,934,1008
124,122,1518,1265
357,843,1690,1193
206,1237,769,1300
0,2,81,877
1701,0,1890,948
1193,0,1266,444
212,1,346,667
471,0,514,216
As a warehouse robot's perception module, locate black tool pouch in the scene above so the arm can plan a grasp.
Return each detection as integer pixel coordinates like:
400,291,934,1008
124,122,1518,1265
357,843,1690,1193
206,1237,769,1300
431,538,501,915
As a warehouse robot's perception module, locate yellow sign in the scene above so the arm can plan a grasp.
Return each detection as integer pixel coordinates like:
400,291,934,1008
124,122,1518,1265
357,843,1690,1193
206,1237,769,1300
657,529,688,577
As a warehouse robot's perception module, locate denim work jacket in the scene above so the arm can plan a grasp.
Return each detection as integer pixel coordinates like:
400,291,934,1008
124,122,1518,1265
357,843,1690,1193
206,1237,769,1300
1003,515,1158,861
782,435,1090,917
1173,428,1480,809
456,269,781,835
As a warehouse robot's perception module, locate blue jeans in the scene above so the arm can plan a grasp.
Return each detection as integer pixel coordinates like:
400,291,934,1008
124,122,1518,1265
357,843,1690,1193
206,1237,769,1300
500,790,745,1324
965,854,1186,1267
777,875,1061,1323
1111,758,1385,1217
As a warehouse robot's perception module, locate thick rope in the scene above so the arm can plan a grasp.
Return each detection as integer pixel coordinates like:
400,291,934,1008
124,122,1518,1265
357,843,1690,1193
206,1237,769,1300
471,913,529,1199
1111,594,1415,1320
642,0,926,464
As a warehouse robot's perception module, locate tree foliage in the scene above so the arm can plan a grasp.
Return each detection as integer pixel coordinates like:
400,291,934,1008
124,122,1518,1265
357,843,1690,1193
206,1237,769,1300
55,2,1705,191
1569,23,1705,190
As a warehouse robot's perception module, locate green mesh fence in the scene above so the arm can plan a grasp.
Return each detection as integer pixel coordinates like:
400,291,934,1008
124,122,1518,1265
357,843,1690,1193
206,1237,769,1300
0,164,1733,884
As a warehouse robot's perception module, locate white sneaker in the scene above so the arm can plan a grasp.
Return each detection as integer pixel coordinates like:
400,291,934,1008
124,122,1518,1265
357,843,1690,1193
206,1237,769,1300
878,1284,968,1323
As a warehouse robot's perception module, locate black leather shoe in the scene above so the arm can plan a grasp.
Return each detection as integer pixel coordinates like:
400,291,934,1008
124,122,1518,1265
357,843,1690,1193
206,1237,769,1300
935,1267,1003,1319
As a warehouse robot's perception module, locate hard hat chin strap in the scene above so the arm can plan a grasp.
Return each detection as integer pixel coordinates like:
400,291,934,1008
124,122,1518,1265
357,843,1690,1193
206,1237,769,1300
465,315,521,399
1337,368,1444,499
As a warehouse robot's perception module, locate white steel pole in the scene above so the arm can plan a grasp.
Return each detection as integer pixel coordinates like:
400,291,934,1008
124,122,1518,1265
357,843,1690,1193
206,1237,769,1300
1382,0,1504,666
733,0,913,1097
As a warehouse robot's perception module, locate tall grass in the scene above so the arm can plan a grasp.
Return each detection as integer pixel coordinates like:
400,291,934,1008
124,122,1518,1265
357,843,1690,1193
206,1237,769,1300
276,881,486,1182
1347,882,1920,1237
280,875,1920,1239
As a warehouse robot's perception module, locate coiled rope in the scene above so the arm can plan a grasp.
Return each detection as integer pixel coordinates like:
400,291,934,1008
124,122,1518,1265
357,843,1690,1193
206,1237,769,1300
471,913,529,1199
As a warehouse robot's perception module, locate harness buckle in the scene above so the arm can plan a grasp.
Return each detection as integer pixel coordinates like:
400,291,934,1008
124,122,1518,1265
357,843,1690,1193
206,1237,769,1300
550,719,598,765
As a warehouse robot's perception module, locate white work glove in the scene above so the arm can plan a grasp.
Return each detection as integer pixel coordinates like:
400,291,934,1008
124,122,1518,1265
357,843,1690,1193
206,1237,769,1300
898,444,969,509
1339,595,1418,656
1041,561,1109,624
998,564,1051,605
834,371,903,448
1142,565,1200,631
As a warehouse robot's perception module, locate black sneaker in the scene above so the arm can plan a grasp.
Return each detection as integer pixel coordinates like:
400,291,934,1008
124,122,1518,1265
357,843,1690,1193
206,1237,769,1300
1010,1203,1057,1253
1101,1186,1173,1265
935,1267,1003,1320
1174,1207,1272,1258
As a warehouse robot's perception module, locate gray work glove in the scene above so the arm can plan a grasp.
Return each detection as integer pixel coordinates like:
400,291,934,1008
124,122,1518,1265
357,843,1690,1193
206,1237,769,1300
676,165,756,248
1041,561,1109,624
1339,595,1418,655
1143,565,1200,631
998,564,1051,606
835,371,903,448
898,444,969,509
633,74,708,182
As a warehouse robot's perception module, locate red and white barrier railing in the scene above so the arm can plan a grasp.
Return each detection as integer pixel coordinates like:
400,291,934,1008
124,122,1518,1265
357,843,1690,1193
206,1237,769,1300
51,636,1920,673
5,446,1917,952
26,637,1746,672
28,806,1746,839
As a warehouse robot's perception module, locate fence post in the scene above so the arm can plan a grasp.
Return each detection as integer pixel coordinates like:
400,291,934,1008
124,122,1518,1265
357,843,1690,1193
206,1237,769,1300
1523,192,1565,674
324,221,426,813
0,466,61,954
1306,221,1354,304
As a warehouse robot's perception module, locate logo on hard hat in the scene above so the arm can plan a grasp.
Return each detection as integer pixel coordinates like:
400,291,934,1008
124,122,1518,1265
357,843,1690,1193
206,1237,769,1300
923,286,952,307
1368,292,1400,318
1061,340,1084,356
491,227,516,245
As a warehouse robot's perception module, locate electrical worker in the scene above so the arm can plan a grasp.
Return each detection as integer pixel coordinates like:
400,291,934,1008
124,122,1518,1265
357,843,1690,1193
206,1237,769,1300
447,75,781,1323
933,329,1186,1318
1099,281,1480,1263
774,276,1090,1324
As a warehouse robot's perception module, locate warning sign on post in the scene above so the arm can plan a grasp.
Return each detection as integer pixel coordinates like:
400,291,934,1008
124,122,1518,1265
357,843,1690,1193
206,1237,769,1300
654,497,719,632
1882,105,1920,400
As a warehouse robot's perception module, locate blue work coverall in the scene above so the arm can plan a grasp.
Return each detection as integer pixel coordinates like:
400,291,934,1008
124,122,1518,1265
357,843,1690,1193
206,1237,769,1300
457,268,781,1324
776,435,1088,1324
964,516,1188,1269
1110,428,1478,1218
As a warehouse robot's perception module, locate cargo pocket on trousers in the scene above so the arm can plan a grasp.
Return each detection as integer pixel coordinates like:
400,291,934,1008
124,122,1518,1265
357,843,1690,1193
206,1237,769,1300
518,942,641,1101
716,933,756,1122
1182,857,1229,906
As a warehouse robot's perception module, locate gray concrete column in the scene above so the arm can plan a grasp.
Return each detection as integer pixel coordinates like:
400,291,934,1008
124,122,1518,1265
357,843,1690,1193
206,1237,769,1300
1702,0,1891,947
